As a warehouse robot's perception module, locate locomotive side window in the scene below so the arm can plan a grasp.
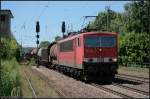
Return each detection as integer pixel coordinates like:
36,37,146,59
77,38,81,47
60,40,73,52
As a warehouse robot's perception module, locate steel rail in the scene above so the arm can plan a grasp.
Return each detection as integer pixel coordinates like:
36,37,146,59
23,70,38,98
118,74,149,81
116,75,149,83
112,83,149,96
31,69,67,98
91,83,133,98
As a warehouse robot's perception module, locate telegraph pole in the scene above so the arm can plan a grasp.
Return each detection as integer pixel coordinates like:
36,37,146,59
106,6,110,31
36,21,40,68
148,1,150,68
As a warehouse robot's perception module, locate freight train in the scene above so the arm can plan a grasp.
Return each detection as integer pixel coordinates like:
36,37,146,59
37,31,118,82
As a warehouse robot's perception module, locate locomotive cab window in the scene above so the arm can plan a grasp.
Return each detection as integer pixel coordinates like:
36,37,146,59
60,40,73,52
77,38,81,47
85,36,116,47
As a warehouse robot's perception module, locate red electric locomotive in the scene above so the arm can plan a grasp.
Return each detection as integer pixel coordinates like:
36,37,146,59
48,31,118,82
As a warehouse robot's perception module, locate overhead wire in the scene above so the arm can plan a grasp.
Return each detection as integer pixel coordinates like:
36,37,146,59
21,1,50,47
36,1,50,21
13,2,50,47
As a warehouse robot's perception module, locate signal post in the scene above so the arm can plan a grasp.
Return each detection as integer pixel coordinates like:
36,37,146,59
36,21,40,68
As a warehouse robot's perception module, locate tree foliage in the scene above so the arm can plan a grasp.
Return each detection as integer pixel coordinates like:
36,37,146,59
119,32,149,65
0,37,21,61
39,41,50,48
0,37,21,96
87,1,149,34
124,1,149,33
87,10,117,31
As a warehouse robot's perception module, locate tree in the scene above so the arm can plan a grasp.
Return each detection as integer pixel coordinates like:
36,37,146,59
87,9,124,33
87,1,149,34
39,41,50,48
0,37,20,60
119,32,149,65
124,1,149,33
55,36,62,41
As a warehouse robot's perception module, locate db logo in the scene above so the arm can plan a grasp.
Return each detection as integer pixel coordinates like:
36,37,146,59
99,49,102,52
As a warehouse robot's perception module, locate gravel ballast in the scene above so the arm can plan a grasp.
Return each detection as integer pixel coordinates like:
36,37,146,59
32,66,121,98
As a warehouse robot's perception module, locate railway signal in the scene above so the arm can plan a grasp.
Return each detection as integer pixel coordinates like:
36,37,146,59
36,34,39,38
36,21,40,32
36,40,39,44
36,21,40,68
62,21,65,37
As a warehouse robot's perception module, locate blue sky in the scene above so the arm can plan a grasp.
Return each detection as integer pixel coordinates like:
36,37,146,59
1,1,129,47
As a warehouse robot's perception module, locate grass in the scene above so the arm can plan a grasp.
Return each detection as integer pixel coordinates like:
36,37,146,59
27,58,36,66
1,58,22,97
20,65,60,98
118,65,149,78
119,65,149,73
19,69,33,97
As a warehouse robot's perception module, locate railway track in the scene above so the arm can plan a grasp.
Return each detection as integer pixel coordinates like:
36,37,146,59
23,70,38,98
112,83,149,96
91,83,149,98
116,74,149,83
91,83,132,98
31,69,67,98
32,66,149,98
118,74,149,81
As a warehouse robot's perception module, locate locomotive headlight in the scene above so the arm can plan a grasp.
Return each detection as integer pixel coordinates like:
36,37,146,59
112,58,117,62
84,58,88,62
88,58,93,62
84,58,95,62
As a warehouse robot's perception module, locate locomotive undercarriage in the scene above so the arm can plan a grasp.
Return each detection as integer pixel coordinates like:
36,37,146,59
47,63,83,80
45,61,117,83
82,62,118,82
39,59,118,83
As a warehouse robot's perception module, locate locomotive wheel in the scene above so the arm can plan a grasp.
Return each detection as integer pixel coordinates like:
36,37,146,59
83,75,90,83
110,74,115,81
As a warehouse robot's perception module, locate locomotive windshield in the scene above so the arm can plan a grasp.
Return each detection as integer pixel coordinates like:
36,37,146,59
85,36,116,47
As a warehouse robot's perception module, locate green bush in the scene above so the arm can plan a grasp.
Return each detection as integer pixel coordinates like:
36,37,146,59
0,37,22,96
27,58,36,66
119,32,149,66
0,37,21,61
0,58,21,96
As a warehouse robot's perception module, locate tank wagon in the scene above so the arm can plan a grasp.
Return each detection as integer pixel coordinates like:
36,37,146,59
37,47,48,66
38,31,118,82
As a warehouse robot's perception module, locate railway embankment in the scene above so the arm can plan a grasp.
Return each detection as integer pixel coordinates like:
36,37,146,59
19,66,60,98
32,66,120,98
